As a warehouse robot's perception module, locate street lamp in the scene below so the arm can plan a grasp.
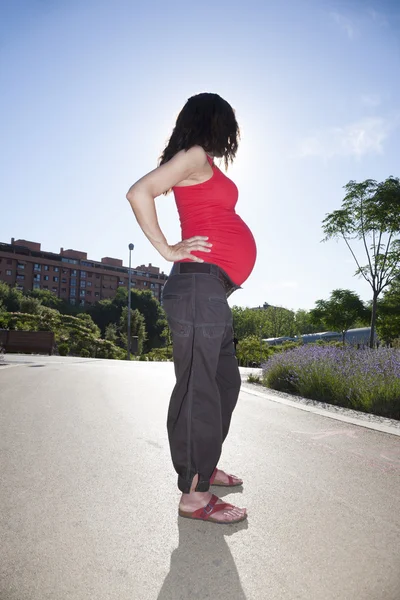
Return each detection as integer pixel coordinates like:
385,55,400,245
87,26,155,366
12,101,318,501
127,243,134,360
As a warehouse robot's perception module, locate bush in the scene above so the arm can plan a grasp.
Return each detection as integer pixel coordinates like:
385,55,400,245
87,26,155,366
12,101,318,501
263,345,400,420
58,343,69,356
79,348,91,358
144,346,173,362
247,373,262,384
20,297,42,315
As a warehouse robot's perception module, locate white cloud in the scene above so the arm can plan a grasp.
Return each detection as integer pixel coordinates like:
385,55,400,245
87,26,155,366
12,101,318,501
330,12,356,39
361,93,381,108
297,117,395,159
367,8,388,27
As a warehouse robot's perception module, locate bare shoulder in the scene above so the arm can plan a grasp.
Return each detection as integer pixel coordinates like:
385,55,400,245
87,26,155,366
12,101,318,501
127,145,209,199
172,145,208,168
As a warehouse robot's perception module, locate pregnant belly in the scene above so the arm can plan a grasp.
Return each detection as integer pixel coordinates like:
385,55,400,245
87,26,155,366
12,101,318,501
181,215,257,286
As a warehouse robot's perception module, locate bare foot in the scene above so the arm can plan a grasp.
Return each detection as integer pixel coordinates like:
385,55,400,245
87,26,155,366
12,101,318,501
179,474,247,523
179,491,247,523
212,468,243,486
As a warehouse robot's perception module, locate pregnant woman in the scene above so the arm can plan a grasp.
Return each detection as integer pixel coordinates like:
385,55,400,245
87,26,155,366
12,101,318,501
126,93,257,524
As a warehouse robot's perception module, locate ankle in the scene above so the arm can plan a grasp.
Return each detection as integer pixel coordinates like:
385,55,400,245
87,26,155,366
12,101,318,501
180,490,211,507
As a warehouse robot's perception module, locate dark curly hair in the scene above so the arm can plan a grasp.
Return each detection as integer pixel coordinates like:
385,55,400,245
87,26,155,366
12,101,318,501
159,93,240,170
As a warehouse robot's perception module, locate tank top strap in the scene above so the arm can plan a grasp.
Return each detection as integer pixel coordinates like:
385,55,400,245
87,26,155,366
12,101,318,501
206,154,214,165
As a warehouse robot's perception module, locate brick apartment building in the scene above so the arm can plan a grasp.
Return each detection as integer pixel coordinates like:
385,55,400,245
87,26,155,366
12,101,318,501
0,238,168,307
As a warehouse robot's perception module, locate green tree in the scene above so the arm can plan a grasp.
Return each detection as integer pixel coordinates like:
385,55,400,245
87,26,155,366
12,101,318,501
322,177,400,347
129,290,167,351
88,287,166,352
20,296,42,315
26,289,62,309
376,279,400,343
232,305,296,341
309,289,368,344
294,309,321,335
105,323,118,343
235,334,271,367
0,282,23,312
88,298,120,333
119,307,146,355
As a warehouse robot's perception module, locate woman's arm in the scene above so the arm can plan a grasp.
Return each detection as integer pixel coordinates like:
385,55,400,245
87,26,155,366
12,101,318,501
126,146,212,263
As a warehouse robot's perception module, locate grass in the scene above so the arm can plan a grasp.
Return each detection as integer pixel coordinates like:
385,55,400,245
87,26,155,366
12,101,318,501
247,373,262,384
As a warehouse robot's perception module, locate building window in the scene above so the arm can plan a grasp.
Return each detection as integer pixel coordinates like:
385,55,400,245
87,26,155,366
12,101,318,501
80,280,86,288
70,298,76,305
95,292,100,297
52,287,57,292
81,271,86,278
54,267,59,272
34,263,41,271
16,286,24,291
62,278,67,283
62,269,68,274
16,274,25,280
44,265,50,271
87,291,92,296
33,283,40,289
34,274,41,281
71,269,77,276
17,263,25,270
87,281,92,287
150,283,155,289
80,290,86,297
132,281,136,286
70,288,76,297
62,258,78,265
96,275,100,279
143,282,147,286
5,270,12,276
43,285,48,289
53,276,59,282
79,299,85,306
44,275,49,281
70,278,76,286
61,288,67,293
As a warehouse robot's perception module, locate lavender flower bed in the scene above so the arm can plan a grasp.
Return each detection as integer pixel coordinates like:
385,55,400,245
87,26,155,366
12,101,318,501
262,345,400,420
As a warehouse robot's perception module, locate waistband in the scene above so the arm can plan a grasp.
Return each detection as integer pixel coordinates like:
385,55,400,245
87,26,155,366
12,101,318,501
169,262,241,298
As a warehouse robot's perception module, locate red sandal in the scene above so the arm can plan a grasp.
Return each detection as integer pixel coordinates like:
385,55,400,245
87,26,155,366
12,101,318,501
210,468,243,487
179,494,247,524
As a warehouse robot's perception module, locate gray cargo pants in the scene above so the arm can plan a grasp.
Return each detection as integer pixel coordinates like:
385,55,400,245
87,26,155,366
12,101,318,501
162,263,241,493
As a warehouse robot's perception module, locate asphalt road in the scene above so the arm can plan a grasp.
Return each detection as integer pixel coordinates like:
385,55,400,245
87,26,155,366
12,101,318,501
1,356,399,600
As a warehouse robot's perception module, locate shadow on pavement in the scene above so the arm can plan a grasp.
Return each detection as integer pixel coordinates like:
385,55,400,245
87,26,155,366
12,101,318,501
157,515,248,600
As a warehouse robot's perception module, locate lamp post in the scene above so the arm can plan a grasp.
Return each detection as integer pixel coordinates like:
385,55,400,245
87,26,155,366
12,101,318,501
127,243,134,360
259,323,263,367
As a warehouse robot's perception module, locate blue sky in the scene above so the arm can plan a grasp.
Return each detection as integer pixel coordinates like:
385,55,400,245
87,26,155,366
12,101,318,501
1,0,399,310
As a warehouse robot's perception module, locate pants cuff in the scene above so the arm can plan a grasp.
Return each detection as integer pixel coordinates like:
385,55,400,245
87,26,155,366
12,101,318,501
178,475,210,493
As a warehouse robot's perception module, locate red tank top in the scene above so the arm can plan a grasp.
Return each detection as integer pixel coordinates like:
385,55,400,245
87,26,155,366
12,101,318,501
172,155,257,286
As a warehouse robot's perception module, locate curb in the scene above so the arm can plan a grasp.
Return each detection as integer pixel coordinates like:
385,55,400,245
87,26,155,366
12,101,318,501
241,383,400,438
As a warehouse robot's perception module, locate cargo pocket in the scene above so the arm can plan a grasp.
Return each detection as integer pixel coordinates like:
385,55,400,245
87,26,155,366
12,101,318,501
167,317,191,338
202,324,226,339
